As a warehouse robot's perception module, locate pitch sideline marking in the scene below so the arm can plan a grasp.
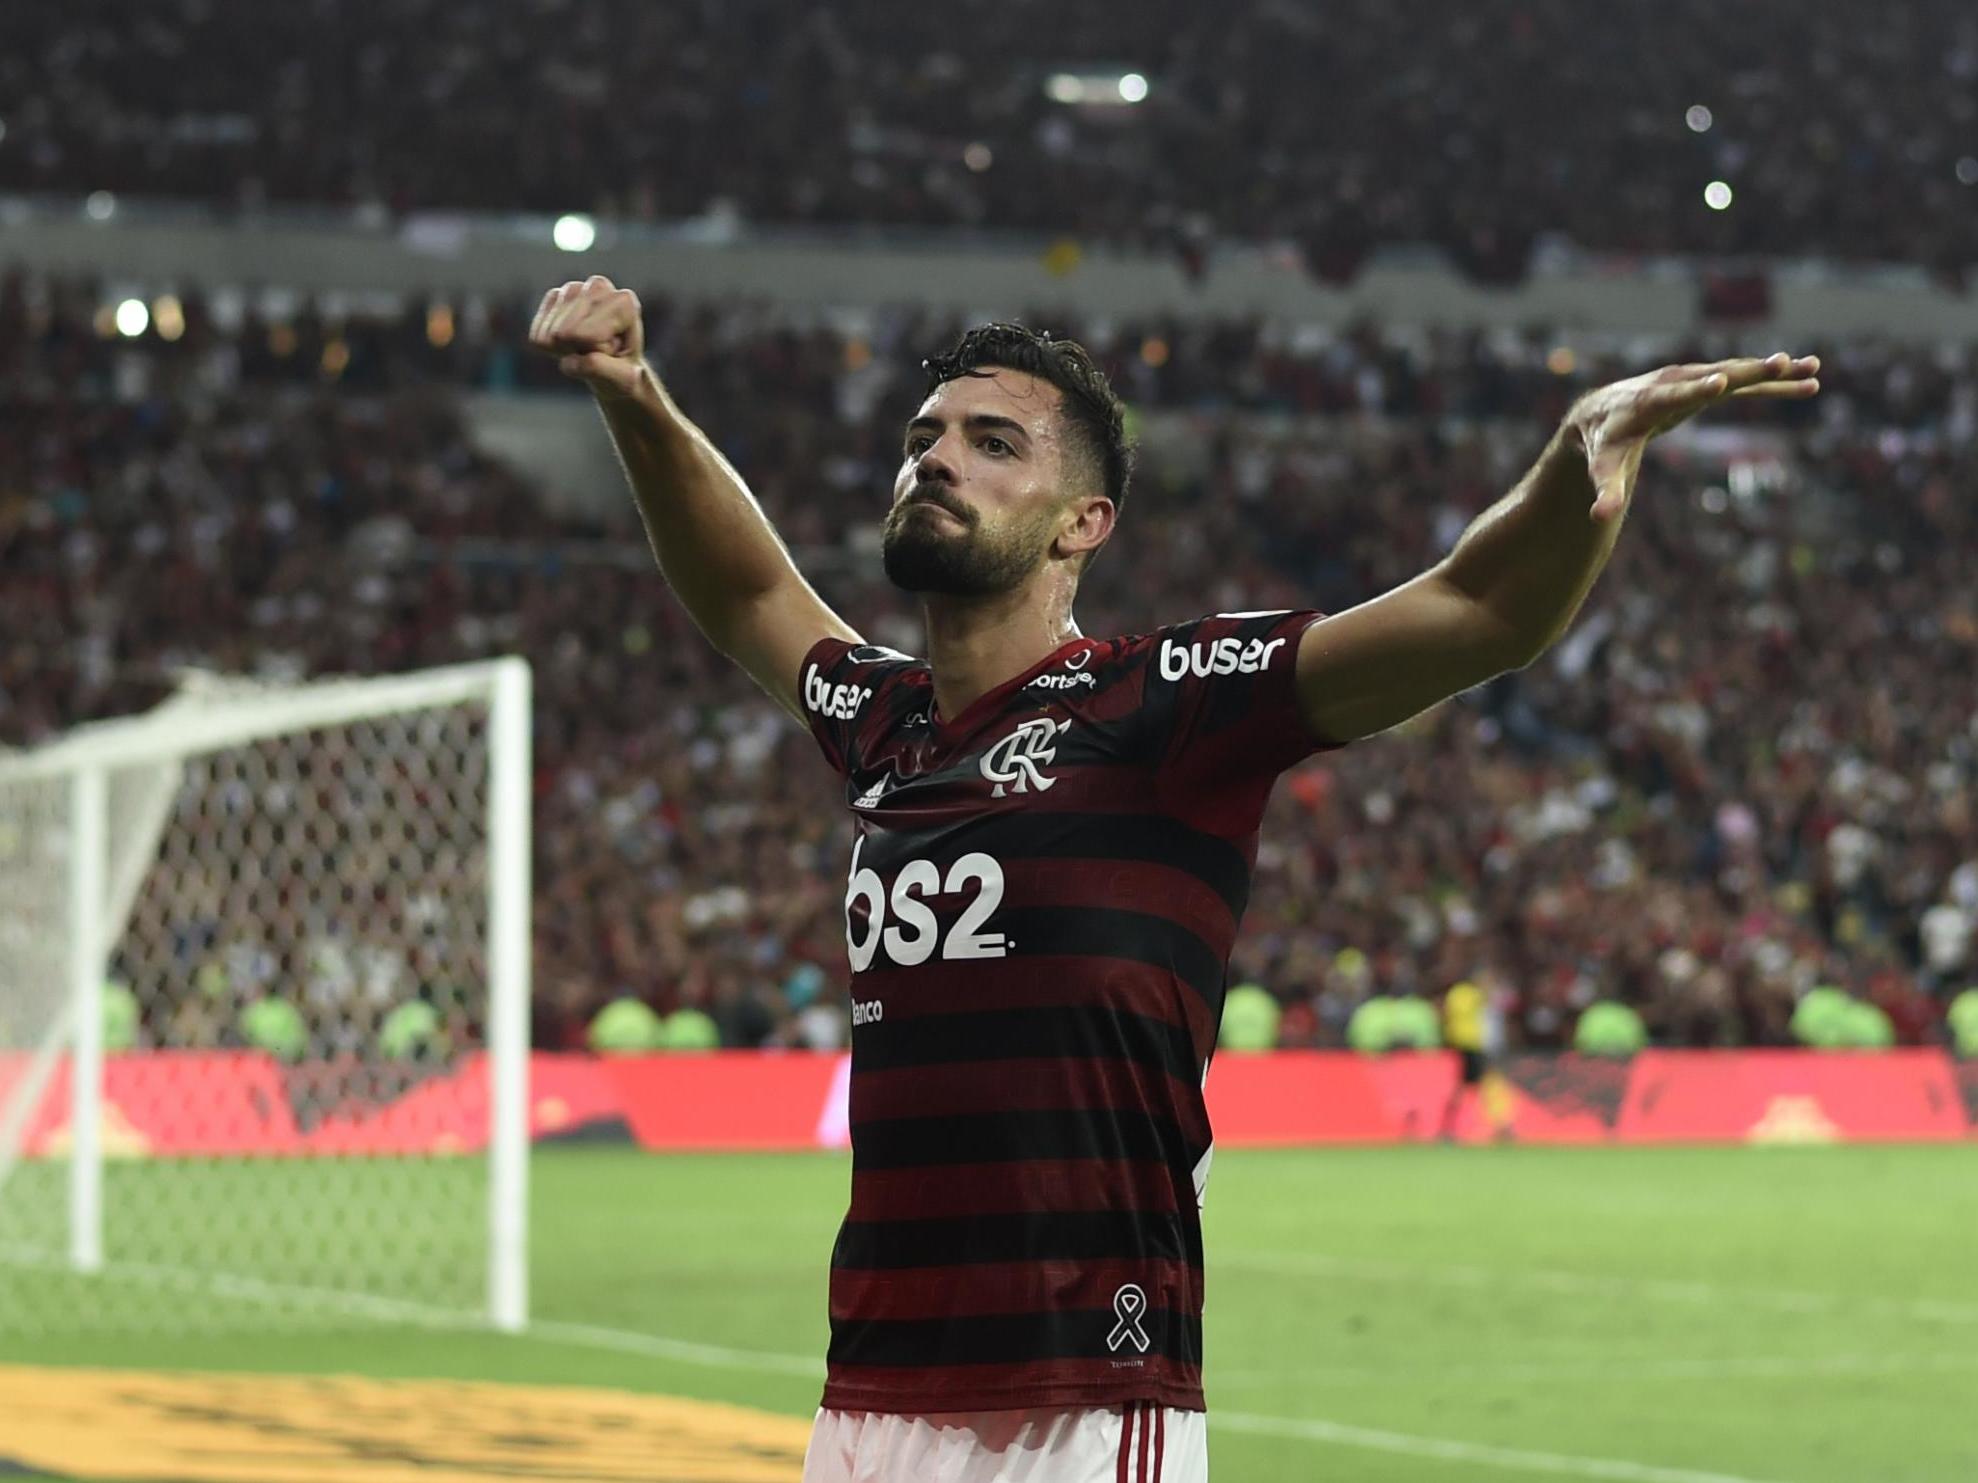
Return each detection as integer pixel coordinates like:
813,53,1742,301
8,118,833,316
1211,1410,1791,1483
1220,1248,1978,1325
6,1250,1839,1483
1215,1349,1978,1387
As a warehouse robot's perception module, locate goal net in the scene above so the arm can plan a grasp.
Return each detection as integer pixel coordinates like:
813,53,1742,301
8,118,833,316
0,659,531,1336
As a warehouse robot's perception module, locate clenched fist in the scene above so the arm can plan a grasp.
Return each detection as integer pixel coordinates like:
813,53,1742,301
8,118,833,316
529,276,647,400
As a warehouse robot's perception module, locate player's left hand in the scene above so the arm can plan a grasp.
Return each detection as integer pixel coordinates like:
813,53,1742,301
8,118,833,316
1570,353,1821,522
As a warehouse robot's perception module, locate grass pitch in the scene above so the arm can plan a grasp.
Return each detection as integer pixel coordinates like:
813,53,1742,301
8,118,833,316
3,1143,1975,1482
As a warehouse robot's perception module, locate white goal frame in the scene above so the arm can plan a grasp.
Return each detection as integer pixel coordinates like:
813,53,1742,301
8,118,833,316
0,657,533,1331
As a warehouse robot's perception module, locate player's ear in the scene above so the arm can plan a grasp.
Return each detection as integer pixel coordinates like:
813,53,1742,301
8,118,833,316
1051,509,1091,566
1063,493,1114,560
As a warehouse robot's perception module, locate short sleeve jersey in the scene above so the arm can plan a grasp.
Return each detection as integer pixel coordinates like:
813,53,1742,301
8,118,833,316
799,610,1339,1415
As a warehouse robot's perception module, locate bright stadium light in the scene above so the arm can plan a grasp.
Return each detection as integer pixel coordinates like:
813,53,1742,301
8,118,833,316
152,294,186,342
1704,180,1734,210
552,213,596,252
1685,105,1713,133
84,191,116,221
1044,69,1153,107
114,299,149,337
1045,72,1083,104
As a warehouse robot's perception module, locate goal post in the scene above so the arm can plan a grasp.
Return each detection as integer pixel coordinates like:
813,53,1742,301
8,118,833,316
0,657,532,1334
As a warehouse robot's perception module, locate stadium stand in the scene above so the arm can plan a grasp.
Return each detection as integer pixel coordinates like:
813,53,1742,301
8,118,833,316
5,1,1977,272
2,269,1969,1053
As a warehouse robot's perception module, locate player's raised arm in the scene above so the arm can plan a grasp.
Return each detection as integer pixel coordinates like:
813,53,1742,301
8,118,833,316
1291,352,1821,746
529,276,861,722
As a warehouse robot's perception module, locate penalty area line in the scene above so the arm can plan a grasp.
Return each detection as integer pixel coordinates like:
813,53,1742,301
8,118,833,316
1212,1409,1791,1483
0,1246,824,1377
0,1245,488,1327
522,1316,823,1378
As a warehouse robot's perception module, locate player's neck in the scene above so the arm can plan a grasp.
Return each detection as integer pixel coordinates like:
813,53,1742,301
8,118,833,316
921,588,1081,725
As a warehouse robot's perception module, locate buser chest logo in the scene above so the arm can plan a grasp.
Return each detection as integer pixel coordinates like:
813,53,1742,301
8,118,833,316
979,717,1070,798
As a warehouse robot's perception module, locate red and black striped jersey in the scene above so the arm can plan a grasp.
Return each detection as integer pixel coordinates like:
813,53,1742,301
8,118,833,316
799,610,1341,1415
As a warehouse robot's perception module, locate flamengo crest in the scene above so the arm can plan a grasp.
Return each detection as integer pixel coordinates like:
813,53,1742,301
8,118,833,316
980,717,1070,798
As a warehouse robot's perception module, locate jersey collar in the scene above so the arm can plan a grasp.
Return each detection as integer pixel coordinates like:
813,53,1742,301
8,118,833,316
928,637,1093,743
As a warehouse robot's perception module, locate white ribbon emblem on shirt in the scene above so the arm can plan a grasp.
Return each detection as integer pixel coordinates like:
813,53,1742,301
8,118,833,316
1106,1283,1151,1354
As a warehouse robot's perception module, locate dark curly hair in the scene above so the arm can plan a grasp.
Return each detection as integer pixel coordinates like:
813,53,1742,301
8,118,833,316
921,322,1135,522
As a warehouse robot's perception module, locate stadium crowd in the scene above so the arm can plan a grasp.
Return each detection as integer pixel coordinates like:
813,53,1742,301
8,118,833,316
4,1,1977,273
13,270,1972,434
2,269,1973,1054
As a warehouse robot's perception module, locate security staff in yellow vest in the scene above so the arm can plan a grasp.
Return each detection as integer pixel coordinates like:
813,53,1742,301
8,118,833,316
1438,979,1514,1141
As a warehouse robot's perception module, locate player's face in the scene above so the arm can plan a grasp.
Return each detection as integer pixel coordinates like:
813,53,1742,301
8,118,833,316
882,369,1072,596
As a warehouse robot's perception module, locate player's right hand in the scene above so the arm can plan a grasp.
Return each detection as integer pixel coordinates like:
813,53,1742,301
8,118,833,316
528,276,647,401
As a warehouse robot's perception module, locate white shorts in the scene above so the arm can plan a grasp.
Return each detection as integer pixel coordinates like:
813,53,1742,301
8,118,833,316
802,1402,1207,1483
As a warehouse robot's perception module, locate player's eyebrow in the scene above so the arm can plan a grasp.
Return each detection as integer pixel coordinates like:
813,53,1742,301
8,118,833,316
904,413,1032,448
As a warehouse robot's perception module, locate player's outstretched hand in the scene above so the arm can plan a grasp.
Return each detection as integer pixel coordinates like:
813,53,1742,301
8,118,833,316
1571,353,1821,522
528,276,647,401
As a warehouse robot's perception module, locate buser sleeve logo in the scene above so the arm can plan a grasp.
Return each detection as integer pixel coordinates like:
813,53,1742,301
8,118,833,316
804,663,872,720
1157,635,1287,680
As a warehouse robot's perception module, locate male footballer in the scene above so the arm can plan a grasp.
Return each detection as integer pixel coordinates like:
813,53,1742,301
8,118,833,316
531,277,1818,1481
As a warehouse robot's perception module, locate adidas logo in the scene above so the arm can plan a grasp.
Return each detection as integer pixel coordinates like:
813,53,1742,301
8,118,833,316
853,775,891,809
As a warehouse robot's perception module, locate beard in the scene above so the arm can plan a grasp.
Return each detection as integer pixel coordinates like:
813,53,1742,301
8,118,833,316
880,493,1045,596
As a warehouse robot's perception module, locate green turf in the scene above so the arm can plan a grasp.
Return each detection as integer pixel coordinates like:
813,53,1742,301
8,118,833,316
4,1144,1976,1481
